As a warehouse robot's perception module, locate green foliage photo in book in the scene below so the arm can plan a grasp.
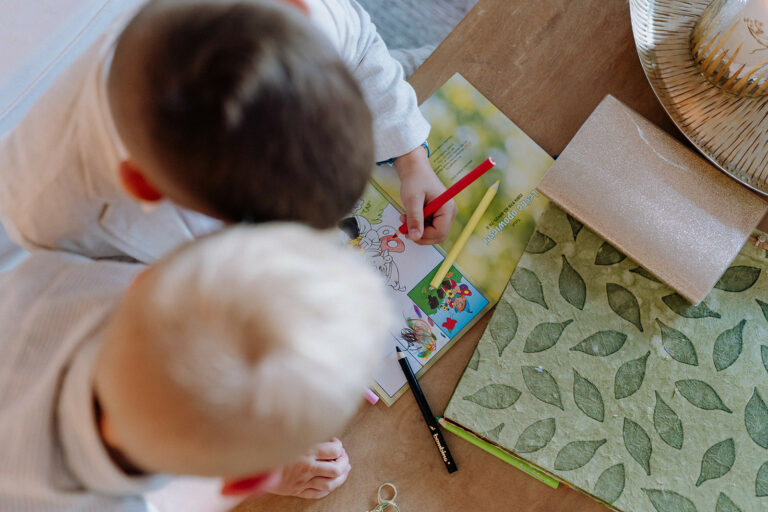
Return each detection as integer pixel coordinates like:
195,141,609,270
343,73,552,405
444,202,768,511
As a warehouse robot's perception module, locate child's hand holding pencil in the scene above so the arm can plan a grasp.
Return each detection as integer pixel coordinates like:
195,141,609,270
394,146,458,245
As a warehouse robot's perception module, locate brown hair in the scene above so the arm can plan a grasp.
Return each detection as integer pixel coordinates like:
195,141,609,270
109,0,373,227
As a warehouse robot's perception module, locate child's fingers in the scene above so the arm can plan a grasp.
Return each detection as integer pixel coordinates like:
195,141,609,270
312,450,349,478
401,191,425,240
296,488,330,499
313,439,344,460
303,465,351,493
415,201,457,245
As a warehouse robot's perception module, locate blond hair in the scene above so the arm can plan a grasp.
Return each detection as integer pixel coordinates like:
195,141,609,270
95,224,393,477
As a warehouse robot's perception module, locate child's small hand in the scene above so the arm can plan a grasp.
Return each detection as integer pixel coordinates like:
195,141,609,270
395,146,457,245
264,438,351,499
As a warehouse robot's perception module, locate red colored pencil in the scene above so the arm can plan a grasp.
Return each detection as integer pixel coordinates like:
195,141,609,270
398,157,496,234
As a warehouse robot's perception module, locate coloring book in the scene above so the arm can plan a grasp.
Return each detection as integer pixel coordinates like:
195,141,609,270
341,74,553,405
444,202,768,511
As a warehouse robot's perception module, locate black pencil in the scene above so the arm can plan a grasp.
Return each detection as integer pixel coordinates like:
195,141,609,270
396,347,457,473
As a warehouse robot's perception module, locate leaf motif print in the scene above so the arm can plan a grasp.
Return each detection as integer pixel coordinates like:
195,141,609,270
566,214,583,241
714,266,760,292
559,255,586,310
570,331,627,356
653,392,683,450
523,320,573,353
713,320,746,371
623,418,652,475
595,242,626,265
643,489,698,512
630,267,661,283
715,492,742,512
463,384,521,409
662,294,721,319
606,283,643,332
756,461,768,497
594,464,625,504
489,299,518,357
615,351,650,399
522,366,563,410
573,369,605,422
525,230,557,254
745,388,768,449
656,319,698,366
675,380,732,413
554,439,606,471
695,438,735,486
514,418,556,454
511,267,548,309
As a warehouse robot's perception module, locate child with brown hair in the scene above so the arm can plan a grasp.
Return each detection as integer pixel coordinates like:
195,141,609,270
0,0,455,262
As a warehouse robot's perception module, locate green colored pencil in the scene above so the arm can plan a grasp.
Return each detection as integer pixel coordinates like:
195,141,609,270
437,418,559,489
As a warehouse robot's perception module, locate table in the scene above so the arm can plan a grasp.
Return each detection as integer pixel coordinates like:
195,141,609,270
238,1,766,510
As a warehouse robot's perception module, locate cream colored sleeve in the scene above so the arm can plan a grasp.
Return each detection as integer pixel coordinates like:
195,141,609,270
307,0,431,162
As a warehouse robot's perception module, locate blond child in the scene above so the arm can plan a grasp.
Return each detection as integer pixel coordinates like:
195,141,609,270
0,223,393,510
0,0,455,263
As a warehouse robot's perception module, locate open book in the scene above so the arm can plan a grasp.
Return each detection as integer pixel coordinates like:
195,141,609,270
341,73,552,405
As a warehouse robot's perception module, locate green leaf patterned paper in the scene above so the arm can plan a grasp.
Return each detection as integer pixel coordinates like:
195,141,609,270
444,203,768,511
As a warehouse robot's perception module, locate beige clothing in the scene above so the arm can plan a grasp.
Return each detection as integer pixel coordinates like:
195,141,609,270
0,0,429,262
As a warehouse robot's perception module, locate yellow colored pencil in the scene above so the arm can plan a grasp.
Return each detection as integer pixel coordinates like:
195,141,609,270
429,180,499,289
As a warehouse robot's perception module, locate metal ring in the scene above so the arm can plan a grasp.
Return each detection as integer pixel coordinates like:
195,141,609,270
377,483,398,505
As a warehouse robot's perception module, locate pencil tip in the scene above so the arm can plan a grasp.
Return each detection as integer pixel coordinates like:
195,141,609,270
395,346,402,353
492,180,500,189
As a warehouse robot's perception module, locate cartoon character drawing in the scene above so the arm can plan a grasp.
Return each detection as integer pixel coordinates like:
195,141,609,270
338,215,406,291
400,306,438,359
425,276,473,313
440,279,473,313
